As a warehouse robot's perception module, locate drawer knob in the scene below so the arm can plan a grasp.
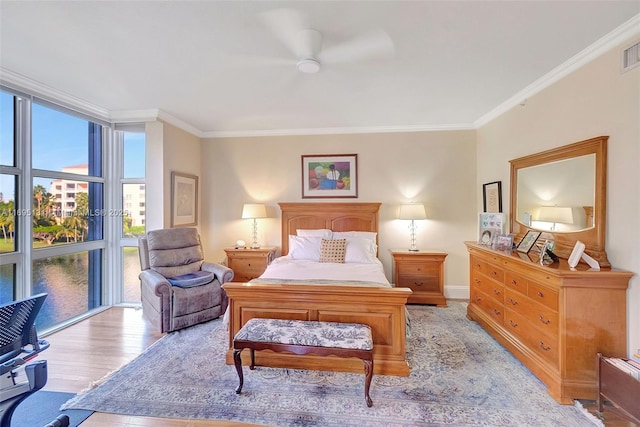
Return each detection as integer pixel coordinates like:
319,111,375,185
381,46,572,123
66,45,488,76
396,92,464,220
511,279,517,285
537,291,544,298
508,298,518,305
539,341,552,351
509,320,518,328
475,278,481,284
539,315,551,325
492,308,501,315
414,282,424,287
493,289,501,296
475,296,482,302
492,271,498,276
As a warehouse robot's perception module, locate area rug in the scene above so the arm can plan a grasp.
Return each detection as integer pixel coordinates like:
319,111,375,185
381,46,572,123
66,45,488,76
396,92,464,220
11,390,93,427
62,302,597,426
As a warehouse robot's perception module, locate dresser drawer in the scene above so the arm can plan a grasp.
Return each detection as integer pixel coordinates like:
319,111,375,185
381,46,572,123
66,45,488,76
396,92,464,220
528,282,559,311
505,309,559,367
504,289,558,337
471,271,504,304
471,289,504,326
471,257,504,282
504,271,528,295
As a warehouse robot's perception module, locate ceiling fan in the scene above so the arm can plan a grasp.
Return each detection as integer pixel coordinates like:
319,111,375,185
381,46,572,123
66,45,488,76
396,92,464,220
259,8,395,74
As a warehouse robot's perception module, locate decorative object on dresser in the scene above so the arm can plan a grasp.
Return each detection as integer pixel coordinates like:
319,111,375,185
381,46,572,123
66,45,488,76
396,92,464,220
301,154,358,198
465,241,632,404
224,247,276,282
515,229,541,253
482,180,502,212
397,203,427,251
390,249,447,306
477,212,506,246
241,203,267,249
596,353,640,423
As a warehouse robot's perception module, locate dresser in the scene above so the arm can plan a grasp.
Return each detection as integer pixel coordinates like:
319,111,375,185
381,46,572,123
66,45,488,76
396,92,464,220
390,250,447,306
224,247,276,282
465,242,632,404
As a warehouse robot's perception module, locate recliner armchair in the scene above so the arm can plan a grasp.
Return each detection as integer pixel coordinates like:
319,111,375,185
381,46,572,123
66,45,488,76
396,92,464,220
138,227,233,333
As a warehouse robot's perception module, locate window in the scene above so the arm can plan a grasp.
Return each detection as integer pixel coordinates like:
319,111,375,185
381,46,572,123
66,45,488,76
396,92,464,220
1,87,108,330
120,129,145,304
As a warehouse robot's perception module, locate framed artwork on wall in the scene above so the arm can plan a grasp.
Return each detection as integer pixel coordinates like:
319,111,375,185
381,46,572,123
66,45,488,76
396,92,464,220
483,181,502,213
171,171,198,227
301,154,358,198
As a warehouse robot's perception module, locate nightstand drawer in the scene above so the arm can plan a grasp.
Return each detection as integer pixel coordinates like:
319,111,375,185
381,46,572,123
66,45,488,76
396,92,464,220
224,247,276,282
397,273,439,293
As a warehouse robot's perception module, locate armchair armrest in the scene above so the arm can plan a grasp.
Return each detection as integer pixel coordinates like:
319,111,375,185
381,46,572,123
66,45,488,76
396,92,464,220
139,270,172,297
202,262,234,284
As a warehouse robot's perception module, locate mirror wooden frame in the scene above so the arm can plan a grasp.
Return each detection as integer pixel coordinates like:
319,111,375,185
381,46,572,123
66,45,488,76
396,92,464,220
509,136,609,267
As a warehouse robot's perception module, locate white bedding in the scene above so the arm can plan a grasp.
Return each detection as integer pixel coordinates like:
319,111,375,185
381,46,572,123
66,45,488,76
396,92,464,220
257,255,391,285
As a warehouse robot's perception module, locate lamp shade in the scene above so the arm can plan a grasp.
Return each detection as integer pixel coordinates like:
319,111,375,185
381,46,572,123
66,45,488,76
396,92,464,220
241,203,267,219
536,206,573,224
398,204,427,220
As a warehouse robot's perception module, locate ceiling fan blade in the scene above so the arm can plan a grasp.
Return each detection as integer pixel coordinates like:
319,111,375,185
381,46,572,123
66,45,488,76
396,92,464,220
259,8,310,58
320,29,395,64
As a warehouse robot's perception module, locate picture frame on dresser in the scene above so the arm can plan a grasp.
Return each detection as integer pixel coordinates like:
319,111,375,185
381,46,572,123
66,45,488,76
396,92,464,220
516,230,541,253
482,180,502,212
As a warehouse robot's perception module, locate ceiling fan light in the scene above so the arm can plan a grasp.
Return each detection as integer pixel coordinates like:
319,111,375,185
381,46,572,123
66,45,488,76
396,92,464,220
297,58,320,74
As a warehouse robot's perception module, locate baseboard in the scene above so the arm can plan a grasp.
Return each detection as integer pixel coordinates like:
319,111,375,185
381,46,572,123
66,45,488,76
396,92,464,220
444,284,469,300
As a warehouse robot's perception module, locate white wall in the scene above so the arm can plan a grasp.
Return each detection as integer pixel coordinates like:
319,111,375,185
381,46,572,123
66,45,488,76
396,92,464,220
144,120,203,231
476,36,640,356
200,131,477,298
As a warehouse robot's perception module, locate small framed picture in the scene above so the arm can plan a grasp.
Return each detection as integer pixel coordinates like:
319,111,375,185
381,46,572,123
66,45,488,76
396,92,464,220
496,235,513,250
516,230,541,253
482,181,502,213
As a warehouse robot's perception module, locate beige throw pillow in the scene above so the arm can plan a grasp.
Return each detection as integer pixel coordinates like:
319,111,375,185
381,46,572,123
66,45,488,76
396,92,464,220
319,238,347,263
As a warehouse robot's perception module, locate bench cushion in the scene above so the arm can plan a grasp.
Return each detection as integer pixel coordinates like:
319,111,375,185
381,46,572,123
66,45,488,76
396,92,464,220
234,318,373,350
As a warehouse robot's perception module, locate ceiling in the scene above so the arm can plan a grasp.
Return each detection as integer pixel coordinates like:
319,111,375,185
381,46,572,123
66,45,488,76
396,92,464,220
1,1,638,137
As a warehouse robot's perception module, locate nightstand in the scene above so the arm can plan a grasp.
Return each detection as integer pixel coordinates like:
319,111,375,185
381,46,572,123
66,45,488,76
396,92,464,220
390,250,447,306
224,247,276,282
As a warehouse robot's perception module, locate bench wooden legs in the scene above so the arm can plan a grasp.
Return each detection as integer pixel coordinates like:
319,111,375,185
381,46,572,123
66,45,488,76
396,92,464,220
233,348,374,407
363,359,373,407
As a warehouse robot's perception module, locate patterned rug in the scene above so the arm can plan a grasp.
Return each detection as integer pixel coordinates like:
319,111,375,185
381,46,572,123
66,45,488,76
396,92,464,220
61,302,598,426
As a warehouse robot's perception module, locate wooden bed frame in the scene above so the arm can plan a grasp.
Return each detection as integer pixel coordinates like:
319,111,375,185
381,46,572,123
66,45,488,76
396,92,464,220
223,202,412,376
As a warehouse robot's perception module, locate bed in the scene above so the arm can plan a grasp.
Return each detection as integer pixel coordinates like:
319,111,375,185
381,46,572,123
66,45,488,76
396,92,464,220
222,202,412,376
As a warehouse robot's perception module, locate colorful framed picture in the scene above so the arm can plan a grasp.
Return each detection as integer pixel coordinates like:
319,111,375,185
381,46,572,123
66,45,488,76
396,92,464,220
516,230,541,253
301,154,358,198
171,171,198,227
482,181,502,213
478,212,506,245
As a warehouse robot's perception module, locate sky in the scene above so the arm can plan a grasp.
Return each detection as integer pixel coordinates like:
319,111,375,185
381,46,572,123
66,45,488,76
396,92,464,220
0,91,145,202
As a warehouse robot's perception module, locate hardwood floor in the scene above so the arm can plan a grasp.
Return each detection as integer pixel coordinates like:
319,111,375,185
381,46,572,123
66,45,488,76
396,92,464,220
41,306,254,427
39,307,638,427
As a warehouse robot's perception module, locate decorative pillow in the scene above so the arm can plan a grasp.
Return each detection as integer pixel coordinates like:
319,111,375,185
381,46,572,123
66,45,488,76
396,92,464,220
344,237,378,264
297,229,333,239
167,270,215,288
288,235,322,261
319,238,347,263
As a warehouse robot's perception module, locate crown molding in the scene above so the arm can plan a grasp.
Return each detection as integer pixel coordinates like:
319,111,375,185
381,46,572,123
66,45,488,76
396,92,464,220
201,123,475,138
475,13,640,128
0,68,112,122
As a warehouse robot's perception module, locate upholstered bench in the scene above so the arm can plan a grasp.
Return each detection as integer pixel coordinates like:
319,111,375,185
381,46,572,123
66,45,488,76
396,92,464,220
233,318,374,407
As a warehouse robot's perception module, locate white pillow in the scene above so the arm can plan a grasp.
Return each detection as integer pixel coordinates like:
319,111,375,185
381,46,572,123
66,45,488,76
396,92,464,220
296,229,333,239
333,231,377,242
288,235,322,261
344,237,378,264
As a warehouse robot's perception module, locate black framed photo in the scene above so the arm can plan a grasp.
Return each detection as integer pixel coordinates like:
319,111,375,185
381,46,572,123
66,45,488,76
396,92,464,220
516,230,541,253
482,181,502,213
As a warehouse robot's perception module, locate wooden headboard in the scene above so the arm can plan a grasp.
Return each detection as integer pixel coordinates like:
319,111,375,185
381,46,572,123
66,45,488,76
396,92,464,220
279,202,381,255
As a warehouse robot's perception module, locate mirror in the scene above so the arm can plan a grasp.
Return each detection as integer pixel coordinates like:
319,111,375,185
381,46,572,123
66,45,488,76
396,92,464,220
509,136,609,267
